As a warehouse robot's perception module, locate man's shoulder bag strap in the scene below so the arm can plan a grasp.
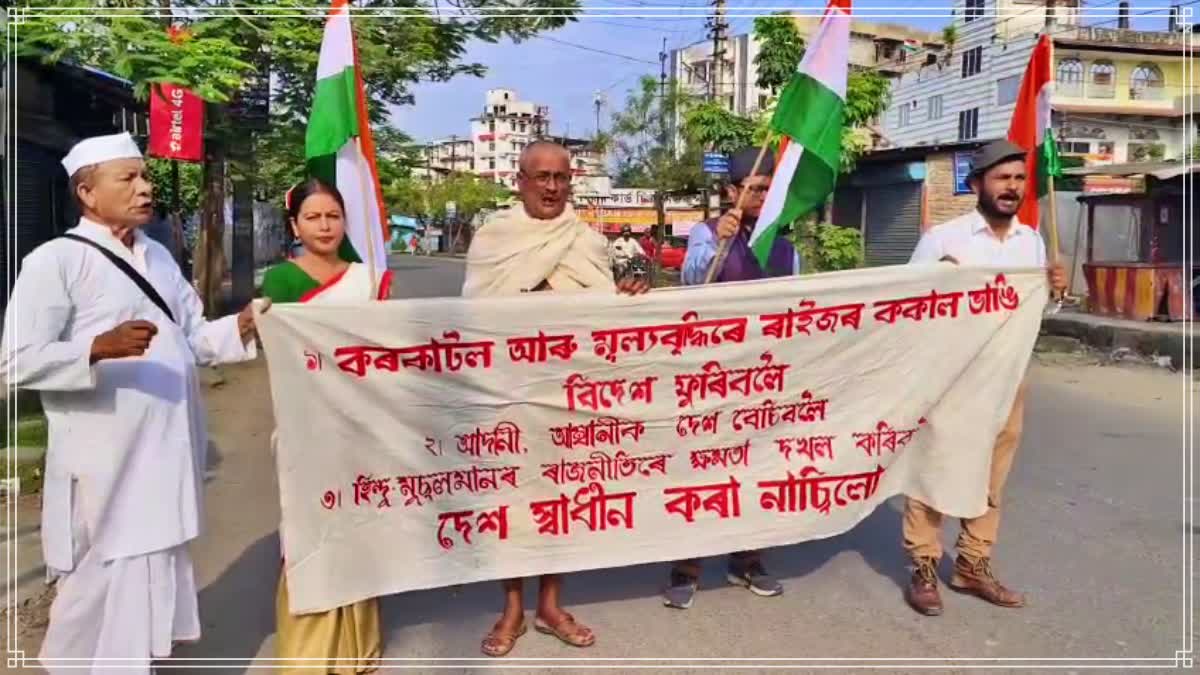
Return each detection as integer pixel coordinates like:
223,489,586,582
61,233,176,323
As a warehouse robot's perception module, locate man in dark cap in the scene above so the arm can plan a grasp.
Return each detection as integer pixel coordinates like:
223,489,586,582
680,147,799,284
901,138,1066,617
665,147,796,610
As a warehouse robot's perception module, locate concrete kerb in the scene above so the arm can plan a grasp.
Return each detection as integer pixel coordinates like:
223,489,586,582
1039,312,1191,370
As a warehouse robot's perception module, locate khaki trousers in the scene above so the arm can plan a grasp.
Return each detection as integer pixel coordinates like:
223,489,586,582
902,380,1028,561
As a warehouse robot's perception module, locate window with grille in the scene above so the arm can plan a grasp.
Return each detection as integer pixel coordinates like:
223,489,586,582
1058,140,1090,155
1057,58,1083,97
964,0,985,22
928,95,943,120
961,46,983,78
1131,63,1164,100
957,108,979,140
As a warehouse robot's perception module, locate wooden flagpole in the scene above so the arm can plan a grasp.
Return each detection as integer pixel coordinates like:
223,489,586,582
702,140,772,284
1045,35,1064,305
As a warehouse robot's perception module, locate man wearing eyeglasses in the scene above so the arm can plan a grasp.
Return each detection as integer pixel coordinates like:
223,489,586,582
463,140,647,657
666,147,799,610
681,147,800,285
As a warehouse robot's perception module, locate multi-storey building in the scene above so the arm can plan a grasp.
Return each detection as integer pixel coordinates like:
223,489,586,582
422,88,608,193
834,1,1196,267
668,17,942,140
883,0,1193,163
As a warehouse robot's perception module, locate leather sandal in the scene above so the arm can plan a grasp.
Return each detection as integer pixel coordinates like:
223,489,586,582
534,611,596,648
481,618,527,657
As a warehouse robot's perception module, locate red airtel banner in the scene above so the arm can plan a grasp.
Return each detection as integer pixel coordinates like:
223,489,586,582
148,83,204,161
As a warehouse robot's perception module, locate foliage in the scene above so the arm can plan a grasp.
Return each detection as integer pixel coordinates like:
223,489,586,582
1186,140,1200,162
18,0,579,213
387,173,508,223
844,70,891,127
808,223,864,271
839,126,872,175
788,219,863,273
609,76,704,191
19,1,580,124
749,15,890,174
941,25,958,50
753,15,805,94
16,2,255,102
146,158,202,216
1,415,48,494
682,100,757,154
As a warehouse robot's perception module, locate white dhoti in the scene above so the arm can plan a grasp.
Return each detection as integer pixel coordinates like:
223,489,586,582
39,495,199,675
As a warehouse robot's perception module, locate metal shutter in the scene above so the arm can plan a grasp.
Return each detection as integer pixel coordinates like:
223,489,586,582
864,183,922,266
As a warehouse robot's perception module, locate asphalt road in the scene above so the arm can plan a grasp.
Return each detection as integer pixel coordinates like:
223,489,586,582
386,253,467,299
17,256,1194,673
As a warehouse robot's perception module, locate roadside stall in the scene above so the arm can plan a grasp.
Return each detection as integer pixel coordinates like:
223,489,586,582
1062,162,1194,322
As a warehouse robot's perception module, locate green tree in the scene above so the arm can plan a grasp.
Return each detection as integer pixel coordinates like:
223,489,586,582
682,100,756,154
750,14,891,173
17,1,578,305
753,16,805,93
146,158,202,216
608,76,703,192
387,172,508,224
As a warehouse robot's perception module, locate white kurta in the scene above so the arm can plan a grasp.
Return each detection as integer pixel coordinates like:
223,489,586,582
0,218,256,672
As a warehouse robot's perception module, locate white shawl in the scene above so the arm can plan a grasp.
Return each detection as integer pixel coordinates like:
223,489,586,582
462,203,616,298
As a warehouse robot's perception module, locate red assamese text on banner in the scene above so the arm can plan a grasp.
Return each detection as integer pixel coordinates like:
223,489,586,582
257,266,1047,614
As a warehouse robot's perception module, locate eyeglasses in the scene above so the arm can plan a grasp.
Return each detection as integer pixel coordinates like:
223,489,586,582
519,171,573,187
738,184,770,195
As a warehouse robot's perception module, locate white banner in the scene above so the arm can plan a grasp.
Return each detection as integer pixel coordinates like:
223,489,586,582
257,265,1046,613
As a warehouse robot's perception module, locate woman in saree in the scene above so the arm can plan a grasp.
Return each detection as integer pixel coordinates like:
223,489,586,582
261,177,390,673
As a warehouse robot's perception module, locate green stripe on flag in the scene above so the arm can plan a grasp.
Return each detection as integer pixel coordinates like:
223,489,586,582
1036,127,1061,198
750,148,836,266
305,67,360,159
770,73,844,173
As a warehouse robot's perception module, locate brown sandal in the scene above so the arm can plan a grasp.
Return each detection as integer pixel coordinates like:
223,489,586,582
481,618,527,657
534,612,595,648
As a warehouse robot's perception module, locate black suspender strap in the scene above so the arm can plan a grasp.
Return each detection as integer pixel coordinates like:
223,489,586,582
61,233,176,323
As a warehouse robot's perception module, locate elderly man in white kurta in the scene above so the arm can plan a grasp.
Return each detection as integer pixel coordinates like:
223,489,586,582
0,133,260,673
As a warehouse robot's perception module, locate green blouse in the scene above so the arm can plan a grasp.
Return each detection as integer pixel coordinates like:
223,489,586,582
260,261,322,304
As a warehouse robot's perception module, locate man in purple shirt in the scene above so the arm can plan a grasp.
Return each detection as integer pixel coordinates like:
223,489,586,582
681,147,800,285
665,148,797,610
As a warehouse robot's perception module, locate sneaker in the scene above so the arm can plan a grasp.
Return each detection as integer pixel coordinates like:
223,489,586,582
663,570,698,609
726,560,783,597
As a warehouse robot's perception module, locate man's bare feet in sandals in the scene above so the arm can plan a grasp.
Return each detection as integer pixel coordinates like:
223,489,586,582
534,608,595,648
481,615,527,657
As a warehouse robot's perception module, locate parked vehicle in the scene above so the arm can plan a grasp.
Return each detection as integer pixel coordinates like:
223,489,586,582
659,236,687,270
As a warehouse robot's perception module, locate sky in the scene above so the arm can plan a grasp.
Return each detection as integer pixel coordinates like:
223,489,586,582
388,1,1175,144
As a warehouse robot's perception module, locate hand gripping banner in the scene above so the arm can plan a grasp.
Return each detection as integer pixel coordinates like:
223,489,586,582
256,264,1046,613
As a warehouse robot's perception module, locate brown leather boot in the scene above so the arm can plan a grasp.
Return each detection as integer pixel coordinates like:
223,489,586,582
904,556,943,616
948,555,1026,608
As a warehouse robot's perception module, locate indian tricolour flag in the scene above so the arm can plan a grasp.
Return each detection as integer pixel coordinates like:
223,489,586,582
748,0,852,267
305,0,388,272
748,0,854,266
1007,34,1061,230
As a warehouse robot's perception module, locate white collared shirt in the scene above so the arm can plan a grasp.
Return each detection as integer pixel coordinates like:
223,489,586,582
910,209,1047,268
0,218,256,570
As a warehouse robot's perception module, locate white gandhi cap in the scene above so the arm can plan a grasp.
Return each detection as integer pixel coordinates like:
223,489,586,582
61,132,143,178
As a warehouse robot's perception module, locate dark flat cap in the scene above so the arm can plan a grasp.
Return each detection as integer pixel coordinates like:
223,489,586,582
729,146,776,184
969,139,1028,177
